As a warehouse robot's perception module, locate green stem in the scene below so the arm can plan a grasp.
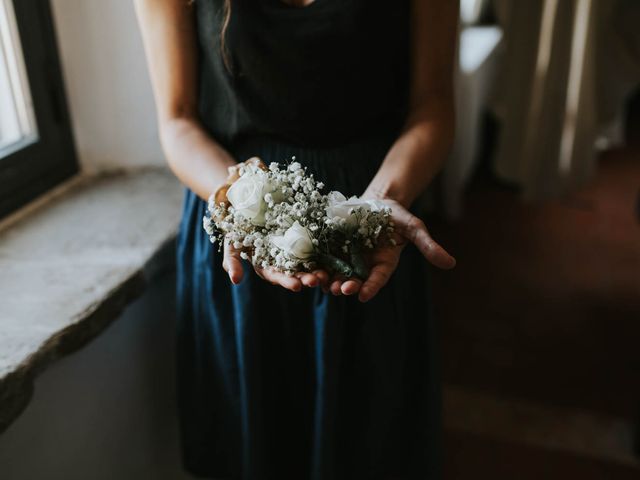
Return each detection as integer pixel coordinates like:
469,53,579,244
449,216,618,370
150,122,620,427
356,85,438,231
350,248,370,280
317,253,354,278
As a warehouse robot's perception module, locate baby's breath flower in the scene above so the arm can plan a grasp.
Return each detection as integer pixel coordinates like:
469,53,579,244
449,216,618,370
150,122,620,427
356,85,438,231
203,159,394,276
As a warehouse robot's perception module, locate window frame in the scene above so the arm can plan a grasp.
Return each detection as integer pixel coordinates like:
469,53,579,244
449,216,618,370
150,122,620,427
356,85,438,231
0,0,78,219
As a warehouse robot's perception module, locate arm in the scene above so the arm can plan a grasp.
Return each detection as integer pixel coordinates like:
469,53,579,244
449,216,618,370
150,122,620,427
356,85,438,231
133,0,236,202
336,0,458,301
134,0,322,291
363,0,458,208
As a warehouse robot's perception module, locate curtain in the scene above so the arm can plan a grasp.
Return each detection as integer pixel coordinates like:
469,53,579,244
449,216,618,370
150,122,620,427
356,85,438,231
490,0,640,200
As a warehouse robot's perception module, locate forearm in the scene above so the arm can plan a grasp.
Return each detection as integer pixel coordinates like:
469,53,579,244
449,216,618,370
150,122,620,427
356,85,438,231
159,116,237,202
134,0,234,202
364,96,455,208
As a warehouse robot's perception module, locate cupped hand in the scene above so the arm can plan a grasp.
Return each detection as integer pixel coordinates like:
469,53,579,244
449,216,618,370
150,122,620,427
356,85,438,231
331,198,456,302
222,237,331,292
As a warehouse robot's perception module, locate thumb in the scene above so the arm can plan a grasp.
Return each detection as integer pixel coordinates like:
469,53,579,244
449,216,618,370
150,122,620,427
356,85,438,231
223,238,245,284
396,213,456,270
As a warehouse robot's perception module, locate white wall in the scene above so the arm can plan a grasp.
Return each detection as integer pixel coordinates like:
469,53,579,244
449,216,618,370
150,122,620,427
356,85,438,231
50,0,164,171
0,270,193,480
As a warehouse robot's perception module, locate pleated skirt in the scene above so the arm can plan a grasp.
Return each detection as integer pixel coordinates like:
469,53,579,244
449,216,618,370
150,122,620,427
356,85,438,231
175,133,442,480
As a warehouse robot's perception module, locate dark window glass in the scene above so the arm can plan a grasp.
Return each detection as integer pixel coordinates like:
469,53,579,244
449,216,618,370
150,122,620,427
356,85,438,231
0,0,78,218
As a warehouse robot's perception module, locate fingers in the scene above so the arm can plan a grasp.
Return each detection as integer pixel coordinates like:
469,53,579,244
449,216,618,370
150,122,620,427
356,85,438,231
395,210,456,270
222,238,244,284
224,243,347,295
412,227,456,269
225,235,330,292
330,277,344,296
246,262,331,293
403,214,456,269
328,276,362,296
358,259,397,303
341,278,362,296
295,272,319,288
256,266,303,292
313,269,330,293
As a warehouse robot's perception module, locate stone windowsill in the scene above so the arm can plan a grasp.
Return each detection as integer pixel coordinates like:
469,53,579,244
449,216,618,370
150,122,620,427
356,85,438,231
0,167,183,433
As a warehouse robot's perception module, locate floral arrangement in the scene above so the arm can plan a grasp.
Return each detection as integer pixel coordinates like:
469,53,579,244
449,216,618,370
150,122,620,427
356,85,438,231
202,157,395,279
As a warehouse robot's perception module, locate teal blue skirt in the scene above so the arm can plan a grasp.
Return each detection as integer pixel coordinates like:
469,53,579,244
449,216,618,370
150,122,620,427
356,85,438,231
175,133,442,480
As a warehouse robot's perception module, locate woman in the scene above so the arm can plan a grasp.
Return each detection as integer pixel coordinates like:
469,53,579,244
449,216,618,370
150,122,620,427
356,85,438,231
135,1,457,479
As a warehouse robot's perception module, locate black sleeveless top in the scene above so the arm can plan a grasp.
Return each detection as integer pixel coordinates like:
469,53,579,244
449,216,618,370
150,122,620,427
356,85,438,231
194,0,410,149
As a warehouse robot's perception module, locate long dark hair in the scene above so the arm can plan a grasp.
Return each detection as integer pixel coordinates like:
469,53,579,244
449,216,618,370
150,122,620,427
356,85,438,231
189,0,233,72
220,0,232,72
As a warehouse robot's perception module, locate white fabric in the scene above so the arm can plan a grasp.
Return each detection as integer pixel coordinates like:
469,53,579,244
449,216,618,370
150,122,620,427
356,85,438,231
442,26,503,218
490,0,640,200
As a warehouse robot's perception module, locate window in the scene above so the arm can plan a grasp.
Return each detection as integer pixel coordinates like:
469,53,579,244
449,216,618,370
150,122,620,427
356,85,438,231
0,0,36,152
0,0,77,219
460,0,493,26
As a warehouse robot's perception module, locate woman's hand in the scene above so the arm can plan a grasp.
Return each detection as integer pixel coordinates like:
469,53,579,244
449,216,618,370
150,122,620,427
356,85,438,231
217,157,333,293
221,199,453,298
222,237,330,292
330,198,456,302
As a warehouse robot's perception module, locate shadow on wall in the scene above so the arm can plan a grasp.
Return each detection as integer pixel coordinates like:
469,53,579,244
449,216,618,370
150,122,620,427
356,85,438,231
0,271,191,480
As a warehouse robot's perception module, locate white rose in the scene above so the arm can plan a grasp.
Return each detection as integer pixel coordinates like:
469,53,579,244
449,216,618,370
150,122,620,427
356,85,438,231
226,171,271,225
270,221,315,259
325,191,387,228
